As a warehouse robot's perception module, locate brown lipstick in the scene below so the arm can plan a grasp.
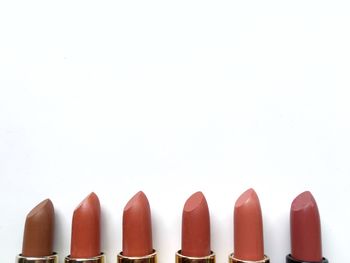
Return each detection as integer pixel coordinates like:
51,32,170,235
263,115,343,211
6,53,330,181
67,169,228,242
176,191,215,263
65,192,105,263
286,191,329,263
229,188,270,263
16,199,58,263
118,191,157,263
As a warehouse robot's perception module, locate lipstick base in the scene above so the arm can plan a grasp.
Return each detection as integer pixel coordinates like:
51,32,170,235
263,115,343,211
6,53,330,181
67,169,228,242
117,250,157,263
286,254,328,263
16,253,58,263
176,250,215,263
64,253,105,263
229,253,270,263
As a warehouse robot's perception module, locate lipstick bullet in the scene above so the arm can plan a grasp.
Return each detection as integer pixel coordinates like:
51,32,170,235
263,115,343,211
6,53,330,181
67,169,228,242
16,199,58,263
117,191,157,263
286,191,329,263
65,192,105,263
176,191,215,263
229,188,270,263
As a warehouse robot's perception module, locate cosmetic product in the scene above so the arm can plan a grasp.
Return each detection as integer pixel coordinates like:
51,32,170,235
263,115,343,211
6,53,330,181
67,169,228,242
286,191,329,263
176,191,215,263
229,188,270,263
117,191,157,263
16,199,58,263
65,192,105,263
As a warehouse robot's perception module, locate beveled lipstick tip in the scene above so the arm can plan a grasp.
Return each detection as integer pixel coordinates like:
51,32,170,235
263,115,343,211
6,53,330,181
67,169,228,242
235,188,258,207
291,191,317,211
27,199,54,218
124,191,149,211
183,191,206,212
75,192,100,210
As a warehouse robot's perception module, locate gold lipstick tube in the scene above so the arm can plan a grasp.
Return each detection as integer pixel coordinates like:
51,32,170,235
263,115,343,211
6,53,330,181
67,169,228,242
16,253,58,263
117,250,157,263
65,253,105,263
229,253,270,263
176,250,215,263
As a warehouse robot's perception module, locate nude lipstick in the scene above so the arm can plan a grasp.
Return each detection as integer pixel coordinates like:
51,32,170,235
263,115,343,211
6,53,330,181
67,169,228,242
65,192,105,263
16,199,58,263
176,192,215,263
117,191,157,263
229,188,270,263
286,191,329,263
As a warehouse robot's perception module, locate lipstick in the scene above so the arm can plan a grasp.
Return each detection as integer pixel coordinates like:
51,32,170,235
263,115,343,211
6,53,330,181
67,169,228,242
229,188,270,263
65,192,105,263
176,191,215,263
117,191,157,263
286,191,329,263
16,199,58,263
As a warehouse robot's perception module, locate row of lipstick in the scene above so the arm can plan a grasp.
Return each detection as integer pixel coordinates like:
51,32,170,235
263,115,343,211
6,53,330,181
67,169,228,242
17,189,328,263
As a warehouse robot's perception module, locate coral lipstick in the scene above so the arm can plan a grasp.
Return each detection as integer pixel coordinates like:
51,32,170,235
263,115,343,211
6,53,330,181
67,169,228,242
65,192,105,263
16,199,58,263
176,192,215,263
118,191,157,263
286,191,329,263
229,188,269,263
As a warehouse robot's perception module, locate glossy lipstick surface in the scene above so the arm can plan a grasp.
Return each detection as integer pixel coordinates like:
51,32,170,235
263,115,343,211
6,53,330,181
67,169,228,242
122,191,153,257
22,199,55,257
289,191,323,262
70,192,101,258
233,188,265,261
181,191,211,257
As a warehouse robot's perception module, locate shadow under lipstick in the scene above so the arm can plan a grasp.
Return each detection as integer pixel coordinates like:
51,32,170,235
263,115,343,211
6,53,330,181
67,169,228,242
176,191,215,263
16,199,58,263
286,191,329,263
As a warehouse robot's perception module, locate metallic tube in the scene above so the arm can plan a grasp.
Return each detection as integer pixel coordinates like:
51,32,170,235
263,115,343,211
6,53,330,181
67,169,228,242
286,254,328,263
117,250,157,263
229,253,270,263
65,253,105,263
176,250,215,263
16,253,58,263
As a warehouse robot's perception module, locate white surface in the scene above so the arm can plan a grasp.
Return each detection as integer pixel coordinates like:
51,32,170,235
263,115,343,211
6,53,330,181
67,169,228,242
0,0,350,262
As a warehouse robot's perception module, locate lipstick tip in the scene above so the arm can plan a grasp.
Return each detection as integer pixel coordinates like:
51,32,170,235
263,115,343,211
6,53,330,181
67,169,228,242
184,191,206,212
75,192,100,211
291,191,317,211
124,191,148,211
235,188,258,207
27,199,53,218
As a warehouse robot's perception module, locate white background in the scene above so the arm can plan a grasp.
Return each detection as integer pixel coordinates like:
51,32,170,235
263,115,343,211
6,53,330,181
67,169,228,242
0,0,350,262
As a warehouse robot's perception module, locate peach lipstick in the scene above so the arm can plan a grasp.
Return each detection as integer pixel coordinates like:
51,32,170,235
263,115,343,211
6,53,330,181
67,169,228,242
16,199,58,263
117,191,157,263
229,188,270,263
176,192,215,263
65,192,105,263
286,191,329,263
